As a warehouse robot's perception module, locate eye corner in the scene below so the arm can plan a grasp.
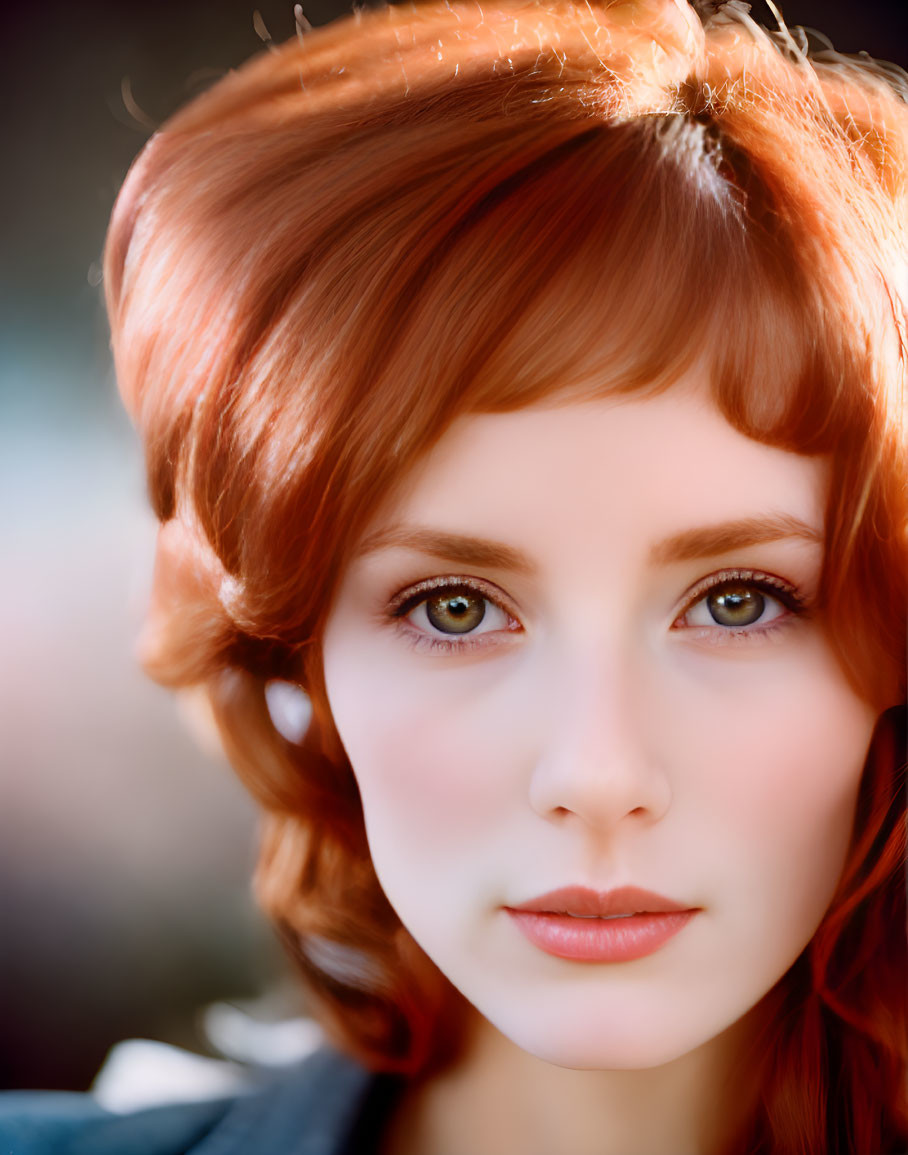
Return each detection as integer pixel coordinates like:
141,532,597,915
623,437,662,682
672,568,808,642
385,574,524,655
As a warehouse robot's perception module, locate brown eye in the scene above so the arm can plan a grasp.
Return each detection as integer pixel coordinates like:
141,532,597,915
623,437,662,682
390,579,515,647
678,572,798,636
424,591,487,634
706,583,766,628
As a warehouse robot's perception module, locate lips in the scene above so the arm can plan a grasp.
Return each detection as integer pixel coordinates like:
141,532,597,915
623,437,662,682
503,886,700,962
506,885,693,918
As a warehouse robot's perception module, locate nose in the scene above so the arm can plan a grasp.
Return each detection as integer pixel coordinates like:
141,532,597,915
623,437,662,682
527,643,672,834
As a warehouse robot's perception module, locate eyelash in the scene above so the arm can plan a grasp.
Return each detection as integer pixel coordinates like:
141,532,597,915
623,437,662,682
673,568,808,647
387,576,522,655
386,569,809,655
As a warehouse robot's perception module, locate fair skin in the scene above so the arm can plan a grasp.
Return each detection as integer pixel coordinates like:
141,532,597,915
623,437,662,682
320,375,879,1155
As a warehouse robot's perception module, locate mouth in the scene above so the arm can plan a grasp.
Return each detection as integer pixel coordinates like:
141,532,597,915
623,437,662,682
503,885,700,963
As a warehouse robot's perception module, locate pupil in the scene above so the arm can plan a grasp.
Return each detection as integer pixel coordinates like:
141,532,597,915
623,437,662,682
708,584,765,627
426,592,486,634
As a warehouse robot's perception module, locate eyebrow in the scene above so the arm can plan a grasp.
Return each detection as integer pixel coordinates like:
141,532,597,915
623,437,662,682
356,513,823,573
357,526,537,574
648,513,823,565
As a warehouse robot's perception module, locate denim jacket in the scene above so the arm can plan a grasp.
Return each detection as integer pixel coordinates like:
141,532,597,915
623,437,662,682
0,1045,402,1155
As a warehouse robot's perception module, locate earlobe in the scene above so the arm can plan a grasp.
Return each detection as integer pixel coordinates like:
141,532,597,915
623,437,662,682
264,678,313,744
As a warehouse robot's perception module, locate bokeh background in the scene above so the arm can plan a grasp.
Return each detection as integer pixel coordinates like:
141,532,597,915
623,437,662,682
2,0,905,1093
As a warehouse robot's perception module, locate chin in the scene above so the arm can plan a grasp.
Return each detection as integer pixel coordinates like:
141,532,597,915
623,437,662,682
479,1001,721,1072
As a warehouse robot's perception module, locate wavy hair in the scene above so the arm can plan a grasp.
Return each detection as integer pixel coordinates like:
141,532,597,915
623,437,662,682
103,1,907,1150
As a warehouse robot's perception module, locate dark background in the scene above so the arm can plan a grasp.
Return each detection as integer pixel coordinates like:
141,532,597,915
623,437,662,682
2,0,905,1093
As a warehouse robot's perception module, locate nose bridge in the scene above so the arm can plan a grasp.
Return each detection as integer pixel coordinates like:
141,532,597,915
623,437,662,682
557,638,628,748
561,635,642,774
528,630,670,831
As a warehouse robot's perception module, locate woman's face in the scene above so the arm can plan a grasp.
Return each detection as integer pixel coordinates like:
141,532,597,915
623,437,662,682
321,381,878,1069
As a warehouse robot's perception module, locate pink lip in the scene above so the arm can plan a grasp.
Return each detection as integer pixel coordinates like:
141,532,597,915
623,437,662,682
503,886,699,963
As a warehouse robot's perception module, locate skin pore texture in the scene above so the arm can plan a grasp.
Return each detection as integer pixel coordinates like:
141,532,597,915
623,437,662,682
320,375,880,1155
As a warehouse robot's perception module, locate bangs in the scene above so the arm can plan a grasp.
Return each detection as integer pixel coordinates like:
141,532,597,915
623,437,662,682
379,112,873,456
191,105,889,648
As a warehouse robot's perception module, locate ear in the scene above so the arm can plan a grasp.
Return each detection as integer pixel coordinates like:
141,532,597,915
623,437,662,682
264,679,313,744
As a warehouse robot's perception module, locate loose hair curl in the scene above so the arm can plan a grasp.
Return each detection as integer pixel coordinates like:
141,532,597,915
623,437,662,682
104,1,908,1150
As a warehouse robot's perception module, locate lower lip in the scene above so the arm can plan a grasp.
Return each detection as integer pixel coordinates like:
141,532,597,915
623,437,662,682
505,909,698,962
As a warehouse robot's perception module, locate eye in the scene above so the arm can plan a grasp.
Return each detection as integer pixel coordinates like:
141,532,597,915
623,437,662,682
388,577,520,652
674,569,807,639
684,581,785,629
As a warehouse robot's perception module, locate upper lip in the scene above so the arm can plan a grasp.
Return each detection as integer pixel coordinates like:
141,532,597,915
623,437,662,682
505,885,695,917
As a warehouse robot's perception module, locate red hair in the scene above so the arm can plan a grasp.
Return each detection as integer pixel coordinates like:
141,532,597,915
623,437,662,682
103,1,907,1150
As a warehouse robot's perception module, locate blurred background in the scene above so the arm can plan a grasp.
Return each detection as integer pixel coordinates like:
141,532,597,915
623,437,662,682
1,0,905,1093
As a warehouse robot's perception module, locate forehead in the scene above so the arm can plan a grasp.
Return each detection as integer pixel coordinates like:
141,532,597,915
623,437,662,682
369,383,829,559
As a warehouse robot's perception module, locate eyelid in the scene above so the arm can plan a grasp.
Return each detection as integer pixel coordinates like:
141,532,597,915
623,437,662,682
387,574,522,622
673,567,807,626
384,575,523,655
382,566,810,653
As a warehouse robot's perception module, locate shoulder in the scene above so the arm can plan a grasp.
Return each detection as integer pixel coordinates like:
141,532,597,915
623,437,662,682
0,1092,230,1155
0,1046,379,1155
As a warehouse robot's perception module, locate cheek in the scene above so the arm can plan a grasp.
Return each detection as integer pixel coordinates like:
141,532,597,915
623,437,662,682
323,636,518,858
664,640,877,927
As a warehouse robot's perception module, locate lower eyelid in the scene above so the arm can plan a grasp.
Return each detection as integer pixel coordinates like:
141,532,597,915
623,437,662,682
678,614,801,647
394,616,519,655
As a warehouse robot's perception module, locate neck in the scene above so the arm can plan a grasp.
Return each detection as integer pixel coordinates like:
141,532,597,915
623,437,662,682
382,1008,764,1155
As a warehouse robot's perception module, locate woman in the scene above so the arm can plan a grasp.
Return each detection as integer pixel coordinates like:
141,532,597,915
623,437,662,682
3,0,906,1152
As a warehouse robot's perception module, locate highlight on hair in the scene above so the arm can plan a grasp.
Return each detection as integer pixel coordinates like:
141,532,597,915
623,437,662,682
103,1,908,1150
